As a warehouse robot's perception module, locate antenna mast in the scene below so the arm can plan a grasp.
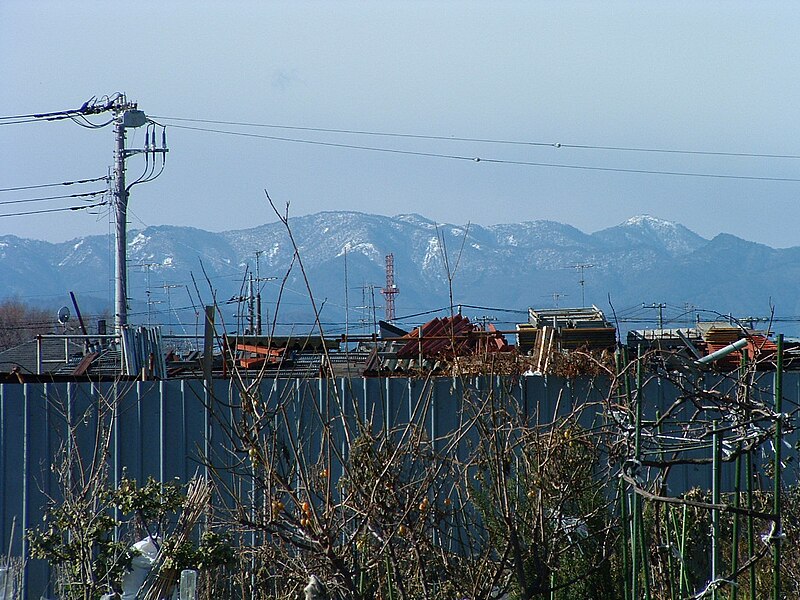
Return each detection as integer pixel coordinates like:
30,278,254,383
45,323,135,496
381,253,400,322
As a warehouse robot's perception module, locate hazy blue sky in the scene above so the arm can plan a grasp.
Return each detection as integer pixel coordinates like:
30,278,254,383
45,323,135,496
2,1,800,246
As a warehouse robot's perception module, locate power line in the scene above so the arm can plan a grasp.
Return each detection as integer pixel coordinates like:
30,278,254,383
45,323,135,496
0,201,108,219
0,176,108,193
0,190,107,207
0,110,80,121
0,114,75,126
456,304,528,314
163,122,800,183
474,157,800,182
165,122,474,160
0,94,122,127
154,115,800,161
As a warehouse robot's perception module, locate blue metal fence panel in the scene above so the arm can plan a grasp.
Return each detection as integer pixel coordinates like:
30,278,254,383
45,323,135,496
0,373,798,597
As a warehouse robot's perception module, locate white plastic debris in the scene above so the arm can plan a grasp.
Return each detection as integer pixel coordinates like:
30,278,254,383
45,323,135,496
0,567,13,600
180,569,198,600
304,574,326,600
121,536,161,600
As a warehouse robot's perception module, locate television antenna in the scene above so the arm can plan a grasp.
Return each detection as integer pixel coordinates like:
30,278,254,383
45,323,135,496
563,263,594,307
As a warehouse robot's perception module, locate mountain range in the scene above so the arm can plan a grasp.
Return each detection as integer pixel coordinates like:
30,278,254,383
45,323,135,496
2,211,799,336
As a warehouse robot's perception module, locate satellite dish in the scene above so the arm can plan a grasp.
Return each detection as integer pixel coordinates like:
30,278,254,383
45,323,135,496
57,306,71,324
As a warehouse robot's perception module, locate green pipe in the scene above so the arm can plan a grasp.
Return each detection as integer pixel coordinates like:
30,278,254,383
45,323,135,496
731,446,741,600
635,351,650,600
620,477,631,600
638,505,652,600
631,493,641,600
386,554,395,600
655,409,676,600
634,347,643,465
628,347,640,600
731,350,749,600
615,348,632,600
712,422,721,600
742,348,756,600
772,334,784,600
671,504,690,598
623,347,633,407
746,449,756,600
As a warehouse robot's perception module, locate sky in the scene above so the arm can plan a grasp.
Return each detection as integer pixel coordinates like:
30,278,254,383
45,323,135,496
2,1,800,247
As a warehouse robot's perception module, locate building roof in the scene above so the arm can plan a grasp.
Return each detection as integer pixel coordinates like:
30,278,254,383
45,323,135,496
528,306,611,329
0,338,85,375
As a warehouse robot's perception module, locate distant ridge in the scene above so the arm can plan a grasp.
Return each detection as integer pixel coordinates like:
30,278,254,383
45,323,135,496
2,211,799,335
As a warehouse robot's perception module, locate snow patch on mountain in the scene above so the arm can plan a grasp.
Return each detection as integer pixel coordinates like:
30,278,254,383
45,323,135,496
593,214,706,256
422,237,441,271
130,233,149,250
395,213,437,230
337,241,380,261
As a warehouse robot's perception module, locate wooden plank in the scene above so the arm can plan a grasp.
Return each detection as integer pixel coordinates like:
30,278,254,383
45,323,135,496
235,344,284,356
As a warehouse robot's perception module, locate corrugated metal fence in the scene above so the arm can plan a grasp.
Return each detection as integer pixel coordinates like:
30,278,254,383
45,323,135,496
1,373,797,598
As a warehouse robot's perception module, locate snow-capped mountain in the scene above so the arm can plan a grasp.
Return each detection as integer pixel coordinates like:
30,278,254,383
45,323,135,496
2,211,799,335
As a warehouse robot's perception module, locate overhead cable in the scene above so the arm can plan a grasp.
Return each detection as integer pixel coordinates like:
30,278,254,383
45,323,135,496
0,94,121,127
163,123,800,183
0,114,74,126
0,201,108,218
0,190,107,206
0,176,108,193
153,115,800,160
457,303,529,314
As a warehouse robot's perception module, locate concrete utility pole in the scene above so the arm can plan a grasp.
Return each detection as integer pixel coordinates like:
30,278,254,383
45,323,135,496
112,96,168,332
253,251,277,335
644,302,667,329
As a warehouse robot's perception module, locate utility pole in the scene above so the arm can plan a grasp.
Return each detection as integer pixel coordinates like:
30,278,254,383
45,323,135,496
255,251,263,335
161,283,182,335
135,262,160,326
112,95,168,332
251,251,276,335
356,283,379,335
644,302,667,330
